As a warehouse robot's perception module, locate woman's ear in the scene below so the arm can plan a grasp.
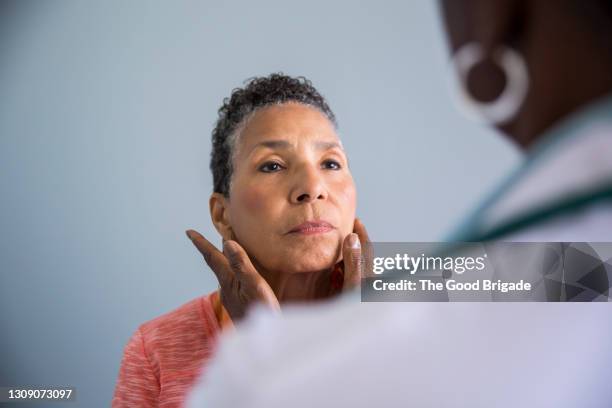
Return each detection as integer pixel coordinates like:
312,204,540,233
209,192,233,241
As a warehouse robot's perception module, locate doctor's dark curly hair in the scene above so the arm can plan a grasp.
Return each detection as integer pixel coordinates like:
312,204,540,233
210,73,337,197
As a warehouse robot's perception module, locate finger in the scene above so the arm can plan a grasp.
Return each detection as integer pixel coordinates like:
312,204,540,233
353,218,371,244
353,218,373,277
223,240,280,308
342,233,362,288
186,229,234,286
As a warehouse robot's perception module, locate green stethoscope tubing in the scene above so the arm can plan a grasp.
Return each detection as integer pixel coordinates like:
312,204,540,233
460,183,612,242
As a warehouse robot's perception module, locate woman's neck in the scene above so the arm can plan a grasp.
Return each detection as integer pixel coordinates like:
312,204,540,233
256,262,338,303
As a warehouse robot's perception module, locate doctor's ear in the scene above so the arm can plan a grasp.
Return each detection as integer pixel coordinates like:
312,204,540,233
209,192,234,241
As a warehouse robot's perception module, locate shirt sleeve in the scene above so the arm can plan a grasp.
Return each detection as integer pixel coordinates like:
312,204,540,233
112,327,160,407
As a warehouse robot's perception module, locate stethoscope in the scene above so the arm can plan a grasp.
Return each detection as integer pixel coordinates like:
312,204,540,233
459,182,612,241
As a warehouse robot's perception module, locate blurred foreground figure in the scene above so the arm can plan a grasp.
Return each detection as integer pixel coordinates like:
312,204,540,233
188,1,612,406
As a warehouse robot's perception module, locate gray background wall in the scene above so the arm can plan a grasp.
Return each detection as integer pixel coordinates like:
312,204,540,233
0,1,519,406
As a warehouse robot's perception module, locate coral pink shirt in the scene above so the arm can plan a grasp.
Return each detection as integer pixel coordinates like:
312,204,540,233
112,292,230,408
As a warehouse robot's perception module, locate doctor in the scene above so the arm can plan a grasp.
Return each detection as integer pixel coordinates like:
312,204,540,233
188,0,612,406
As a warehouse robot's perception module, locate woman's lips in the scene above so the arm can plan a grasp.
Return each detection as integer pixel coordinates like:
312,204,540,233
288,221,335,235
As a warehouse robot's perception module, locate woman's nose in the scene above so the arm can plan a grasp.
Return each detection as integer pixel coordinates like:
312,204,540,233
290,167,327,204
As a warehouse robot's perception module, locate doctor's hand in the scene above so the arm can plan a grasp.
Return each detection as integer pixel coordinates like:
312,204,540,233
341,218,372,290
185,229,280,321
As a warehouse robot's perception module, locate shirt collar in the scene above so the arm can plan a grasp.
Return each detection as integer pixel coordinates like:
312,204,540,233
449,93,612,240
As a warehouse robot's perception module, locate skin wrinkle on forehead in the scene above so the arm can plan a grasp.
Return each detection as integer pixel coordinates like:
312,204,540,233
225,102,341,197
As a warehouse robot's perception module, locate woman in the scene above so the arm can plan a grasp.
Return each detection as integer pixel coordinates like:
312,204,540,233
112,73,368,407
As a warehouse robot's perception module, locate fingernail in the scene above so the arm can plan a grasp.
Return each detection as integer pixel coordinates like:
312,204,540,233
185,230,195,240
349,233,360,249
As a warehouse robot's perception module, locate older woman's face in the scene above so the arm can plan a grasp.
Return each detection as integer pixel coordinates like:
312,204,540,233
227,103,356,274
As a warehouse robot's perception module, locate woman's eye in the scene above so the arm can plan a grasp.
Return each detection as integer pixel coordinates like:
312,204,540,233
259,162,284,173
322,160,341,170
